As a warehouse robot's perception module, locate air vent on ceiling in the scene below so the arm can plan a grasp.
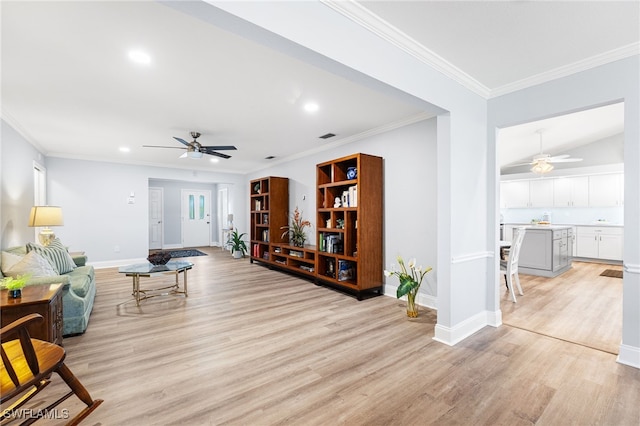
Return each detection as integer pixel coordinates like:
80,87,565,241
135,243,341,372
319,133,336,139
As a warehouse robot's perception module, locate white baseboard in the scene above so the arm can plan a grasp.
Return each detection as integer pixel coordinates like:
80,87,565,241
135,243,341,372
433,311,489,346
617,343,640,369
162,244,183,250
383,284,437,310
486,309,502,327
91,257,148,269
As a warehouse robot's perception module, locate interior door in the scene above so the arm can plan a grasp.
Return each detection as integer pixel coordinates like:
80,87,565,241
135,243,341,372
149,187,163,250
182,189,211,248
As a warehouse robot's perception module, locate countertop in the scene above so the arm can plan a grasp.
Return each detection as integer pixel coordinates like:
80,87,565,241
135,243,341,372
504,222,623,228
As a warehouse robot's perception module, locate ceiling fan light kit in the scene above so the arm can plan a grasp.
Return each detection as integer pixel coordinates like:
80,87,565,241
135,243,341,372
531,159,554,174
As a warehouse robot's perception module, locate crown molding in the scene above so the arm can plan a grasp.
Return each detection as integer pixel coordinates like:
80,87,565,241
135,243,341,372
322,1,639,101
490,42,640,98
1,109,49,155
320,0,492,98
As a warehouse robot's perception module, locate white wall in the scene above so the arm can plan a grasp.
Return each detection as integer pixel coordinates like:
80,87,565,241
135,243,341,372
247,118,439,302
45,157,245,266
488,56,640,368
0,120,47,248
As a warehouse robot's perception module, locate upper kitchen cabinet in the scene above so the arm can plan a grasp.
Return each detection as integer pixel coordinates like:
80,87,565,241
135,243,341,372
553,176,589,207
501,179,553,208
589,173,624,207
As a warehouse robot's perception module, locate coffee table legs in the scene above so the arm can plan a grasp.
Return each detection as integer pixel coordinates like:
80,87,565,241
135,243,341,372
128,268,189,306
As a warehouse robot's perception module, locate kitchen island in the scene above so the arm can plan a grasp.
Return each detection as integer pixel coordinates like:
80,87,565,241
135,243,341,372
514,225,573,277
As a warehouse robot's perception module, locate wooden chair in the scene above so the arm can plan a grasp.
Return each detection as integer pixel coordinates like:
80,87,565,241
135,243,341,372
500,227,526,302
1,313,103,425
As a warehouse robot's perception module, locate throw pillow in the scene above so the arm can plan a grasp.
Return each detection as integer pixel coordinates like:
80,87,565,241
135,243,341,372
26,239,76,274
5,251,57,278
1,251,24,275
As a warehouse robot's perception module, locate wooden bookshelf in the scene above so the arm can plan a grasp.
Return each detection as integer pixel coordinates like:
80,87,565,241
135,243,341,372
316,153,383,299
269,243,317,278
249,177,289,264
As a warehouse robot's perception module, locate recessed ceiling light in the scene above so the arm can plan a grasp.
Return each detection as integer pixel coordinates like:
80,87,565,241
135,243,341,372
119,147,130,153
128,49,151,65
265,156,276,160
303,102,319,113
210,158,219,163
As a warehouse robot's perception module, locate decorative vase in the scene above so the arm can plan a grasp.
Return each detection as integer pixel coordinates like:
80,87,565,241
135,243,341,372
292,238,305,248
9,289,22,299
406,289,418,318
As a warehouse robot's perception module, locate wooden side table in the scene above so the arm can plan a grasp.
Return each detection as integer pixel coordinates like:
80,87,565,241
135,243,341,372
1,284,64,345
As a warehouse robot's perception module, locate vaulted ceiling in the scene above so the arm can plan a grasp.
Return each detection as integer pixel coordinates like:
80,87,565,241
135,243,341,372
2,1,638,173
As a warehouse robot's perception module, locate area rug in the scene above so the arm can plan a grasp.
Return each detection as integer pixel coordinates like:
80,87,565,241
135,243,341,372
600,269,623,278
167,249,207,258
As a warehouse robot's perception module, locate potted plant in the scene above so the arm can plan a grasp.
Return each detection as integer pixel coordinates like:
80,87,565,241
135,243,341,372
229,230,248,259
385,256,432,318
280,206,311,247
2,274,31,298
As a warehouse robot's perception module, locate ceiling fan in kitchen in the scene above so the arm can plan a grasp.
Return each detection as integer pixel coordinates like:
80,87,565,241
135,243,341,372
143,132,237,159
506,129,582,174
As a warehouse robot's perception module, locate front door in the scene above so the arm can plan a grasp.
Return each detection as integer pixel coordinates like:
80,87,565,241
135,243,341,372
182,189,211,248
149,187,163,250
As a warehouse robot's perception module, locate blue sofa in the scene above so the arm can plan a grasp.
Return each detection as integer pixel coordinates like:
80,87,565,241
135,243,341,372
1,245,97,336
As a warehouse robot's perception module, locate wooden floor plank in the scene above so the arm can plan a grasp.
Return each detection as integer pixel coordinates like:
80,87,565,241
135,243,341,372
8,249,638,425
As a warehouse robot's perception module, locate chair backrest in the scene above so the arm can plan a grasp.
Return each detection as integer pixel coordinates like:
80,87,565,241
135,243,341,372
508,227,527,272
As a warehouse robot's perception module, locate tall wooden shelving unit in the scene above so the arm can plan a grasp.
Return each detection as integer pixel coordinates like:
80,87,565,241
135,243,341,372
316,153,383,300
249,177,289,264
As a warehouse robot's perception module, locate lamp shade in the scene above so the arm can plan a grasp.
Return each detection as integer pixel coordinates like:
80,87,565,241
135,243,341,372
29,206,64,227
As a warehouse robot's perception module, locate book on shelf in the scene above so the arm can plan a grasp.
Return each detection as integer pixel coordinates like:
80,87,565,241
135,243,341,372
254,200,262,211
349,185,357,207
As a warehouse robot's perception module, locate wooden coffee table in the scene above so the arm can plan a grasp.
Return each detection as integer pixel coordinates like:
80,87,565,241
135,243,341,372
118,261,193,306
1,284,64,345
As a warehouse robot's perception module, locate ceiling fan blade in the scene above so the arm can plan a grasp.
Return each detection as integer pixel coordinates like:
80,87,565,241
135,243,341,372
549,154,570,160
550,157,583,163
204,149,232,159
173,137,192,147
143,145,187,150
503,161,534,168
200,145,237,151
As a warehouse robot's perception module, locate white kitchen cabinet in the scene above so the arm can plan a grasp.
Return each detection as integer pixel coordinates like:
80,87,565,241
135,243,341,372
529,179,554,207
501,181,530,208
553,176,589,207
589,173,624,207
575,226,623,261
501,179,552,208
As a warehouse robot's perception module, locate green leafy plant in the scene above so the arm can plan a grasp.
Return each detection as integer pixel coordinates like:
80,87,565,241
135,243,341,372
229,230,248,257
385,256,432,317
2,274,31,290
280,206,311,247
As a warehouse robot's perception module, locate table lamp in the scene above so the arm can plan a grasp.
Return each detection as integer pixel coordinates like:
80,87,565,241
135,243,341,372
29,206,64,246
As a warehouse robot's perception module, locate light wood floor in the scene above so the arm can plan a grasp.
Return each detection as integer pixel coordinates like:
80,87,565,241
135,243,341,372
10,248,640,425
501,260,623,355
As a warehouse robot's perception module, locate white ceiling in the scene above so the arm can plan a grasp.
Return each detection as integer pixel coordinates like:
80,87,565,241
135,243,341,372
2,1,638,174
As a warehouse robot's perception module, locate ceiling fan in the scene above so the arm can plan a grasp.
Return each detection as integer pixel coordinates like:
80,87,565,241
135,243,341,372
143,132,237,159
507,130,582,174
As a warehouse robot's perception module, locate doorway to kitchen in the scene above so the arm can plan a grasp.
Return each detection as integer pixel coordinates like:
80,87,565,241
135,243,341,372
497,101,625,354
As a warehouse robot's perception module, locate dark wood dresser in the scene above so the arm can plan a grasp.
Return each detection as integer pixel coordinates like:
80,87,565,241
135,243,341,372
1,283,64,345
